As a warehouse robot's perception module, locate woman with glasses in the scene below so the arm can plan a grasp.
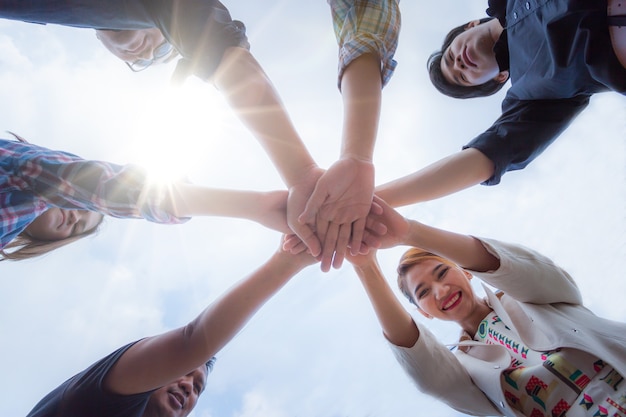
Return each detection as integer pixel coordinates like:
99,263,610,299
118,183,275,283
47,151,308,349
1,134,290,261
0,0,392,265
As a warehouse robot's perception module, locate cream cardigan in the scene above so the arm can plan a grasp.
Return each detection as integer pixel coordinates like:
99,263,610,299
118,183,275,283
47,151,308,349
390,238,626,417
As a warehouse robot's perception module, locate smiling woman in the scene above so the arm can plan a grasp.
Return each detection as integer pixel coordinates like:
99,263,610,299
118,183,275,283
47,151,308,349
344,199,626,417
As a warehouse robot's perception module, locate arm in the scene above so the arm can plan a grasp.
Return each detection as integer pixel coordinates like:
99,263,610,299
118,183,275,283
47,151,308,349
303,54,380,272
302,0,401,270
346,251,500,416
376,96,590,207
369,197,581,302
375,148,494,208
349,252,419,348
169,185,289,233
212,46,323,257
104,239,317,395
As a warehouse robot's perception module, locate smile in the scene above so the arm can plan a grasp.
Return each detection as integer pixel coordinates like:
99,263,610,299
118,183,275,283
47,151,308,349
442,292,461,310
463,47,477,68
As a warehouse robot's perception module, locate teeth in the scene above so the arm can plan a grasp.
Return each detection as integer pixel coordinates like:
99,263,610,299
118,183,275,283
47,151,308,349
443,293,460,310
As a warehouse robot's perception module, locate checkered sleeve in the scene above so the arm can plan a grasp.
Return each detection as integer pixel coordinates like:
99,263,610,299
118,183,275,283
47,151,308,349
2,140,188,225
328,0,401,89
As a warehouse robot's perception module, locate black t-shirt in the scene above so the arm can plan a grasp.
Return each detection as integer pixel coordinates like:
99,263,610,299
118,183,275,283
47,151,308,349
26,341,155,417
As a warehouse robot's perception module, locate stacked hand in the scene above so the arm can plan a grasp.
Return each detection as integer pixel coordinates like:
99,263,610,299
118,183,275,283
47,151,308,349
297,157,378,271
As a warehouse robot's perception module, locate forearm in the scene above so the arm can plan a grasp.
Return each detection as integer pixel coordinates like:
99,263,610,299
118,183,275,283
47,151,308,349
106,251,307,394
353,259,418,348
340,53,382,161
213,47,317,187
186,252,305,355
375,148,494,207
402,220,500,273
170,184,263,218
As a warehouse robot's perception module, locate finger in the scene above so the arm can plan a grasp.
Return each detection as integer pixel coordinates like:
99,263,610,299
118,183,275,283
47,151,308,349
332,223,351,269
282,234,302,251
288,242,309,255
349,217,366,256
369,199,384,215
365,216,388,236
361,230,382,252
298,181,328,225
291,223,322,258
320,222,340,272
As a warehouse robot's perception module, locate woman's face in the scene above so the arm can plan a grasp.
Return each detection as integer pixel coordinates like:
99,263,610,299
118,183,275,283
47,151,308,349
441,20,504,87
404,259,480,323
26,208,103,241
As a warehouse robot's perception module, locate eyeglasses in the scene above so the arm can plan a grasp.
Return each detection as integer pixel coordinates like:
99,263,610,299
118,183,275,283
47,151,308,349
125,40,176,72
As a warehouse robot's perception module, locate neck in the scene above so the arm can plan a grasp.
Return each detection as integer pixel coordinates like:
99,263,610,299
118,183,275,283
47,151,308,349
459,298,492,337
487,18,504,43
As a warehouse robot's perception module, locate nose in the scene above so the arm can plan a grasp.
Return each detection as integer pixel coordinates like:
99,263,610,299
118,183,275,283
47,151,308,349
178,376,193,397
65,211,78,227
433,282,450,300
455,54,466,70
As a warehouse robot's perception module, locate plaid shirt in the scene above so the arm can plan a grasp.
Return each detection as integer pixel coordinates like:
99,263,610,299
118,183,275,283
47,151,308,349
329,0,401,89
1,139,188,250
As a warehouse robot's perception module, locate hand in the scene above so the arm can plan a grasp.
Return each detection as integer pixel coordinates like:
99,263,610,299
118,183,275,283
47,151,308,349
366,196,411,250
344,246,378,269
275,235,320,270
299,158,375,271
250,190,289,233
282,209,387,257
287,167,325,257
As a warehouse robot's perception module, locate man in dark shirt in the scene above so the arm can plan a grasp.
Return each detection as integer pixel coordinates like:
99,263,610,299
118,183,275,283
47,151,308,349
375,0,626,209
26,240,316,417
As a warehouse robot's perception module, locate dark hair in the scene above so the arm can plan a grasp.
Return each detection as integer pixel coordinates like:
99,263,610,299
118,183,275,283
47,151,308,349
206,356,217,374
427,17,507,99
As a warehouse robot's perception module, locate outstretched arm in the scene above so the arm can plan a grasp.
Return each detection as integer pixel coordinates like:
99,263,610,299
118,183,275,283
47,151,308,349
301,54,381,272
168,185,290,234
375,148,494,208
348,251,419,347
211,46,323,257
367,196,500,272
104,238,317,395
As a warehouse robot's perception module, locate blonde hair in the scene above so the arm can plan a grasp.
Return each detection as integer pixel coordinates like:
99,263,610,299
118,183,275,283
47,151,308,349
1,222,102,261
396,248,459,307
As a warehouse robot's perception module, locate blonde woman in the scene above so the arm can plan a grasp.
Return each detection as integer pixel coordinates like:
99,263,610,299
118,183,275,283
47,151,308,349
333,198,626,417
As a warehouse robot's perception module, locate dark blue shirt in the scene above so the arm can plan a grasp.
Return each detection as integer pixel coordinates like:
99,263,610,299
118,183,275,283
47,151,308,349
0,0,249,80
465,0,626,185
26,342,154,417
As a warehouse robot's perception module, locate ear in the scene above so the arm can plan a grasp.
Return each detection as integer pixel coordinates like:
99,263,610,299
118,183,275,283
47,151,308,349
463,269,473,280
465,20,482,30
493,70,509,84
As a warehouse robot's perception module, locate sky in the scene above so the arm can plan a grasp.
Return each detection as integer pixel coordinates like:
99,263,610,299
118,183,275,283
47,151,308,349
1,2,625,417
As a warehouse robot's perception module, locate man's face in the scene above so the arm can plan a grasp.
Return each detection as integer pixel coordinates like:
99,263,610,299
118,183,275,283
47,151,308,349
95,28,171,65
440,20,502,87
143,366,208,417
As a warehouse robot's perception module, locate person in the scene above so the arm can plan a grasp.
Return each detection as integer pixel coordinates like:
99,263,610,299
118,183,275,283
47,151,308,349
375,0,626,208
1,134,290,261
300,0,401,272
26,236,318,416
0,0,388,266
334,198,626,417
